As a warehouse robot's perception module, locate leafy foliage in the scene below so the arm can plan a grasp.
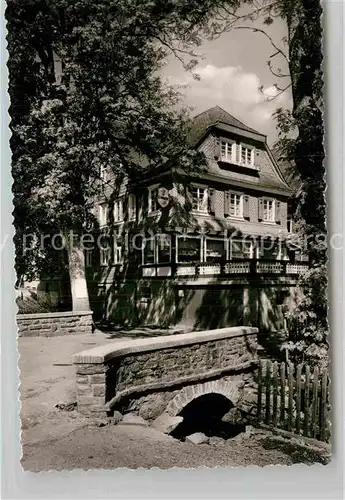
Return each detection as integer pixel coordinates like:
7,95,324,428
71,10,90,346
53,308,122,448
7,0,232,286
283,265,328,369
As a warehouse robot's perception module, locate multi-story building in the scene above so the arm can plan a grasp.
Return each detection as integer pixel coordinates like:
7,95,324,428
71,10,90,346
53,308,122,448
86,106,308,331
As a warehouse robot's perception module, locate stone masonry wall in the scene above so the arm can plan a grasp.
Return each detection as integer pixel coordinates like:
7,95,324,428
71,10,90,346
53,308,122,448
17,311,93,337
73,327,258,418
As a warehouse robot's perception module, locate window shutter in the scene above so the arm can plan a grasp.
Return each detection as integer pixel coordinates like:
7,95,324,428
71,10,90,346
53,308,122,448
214,137,221,159
224,192,230,217
243,195,250,220
209,188,216,214
138,193,143,222
258,197,264,221
275,201,281,224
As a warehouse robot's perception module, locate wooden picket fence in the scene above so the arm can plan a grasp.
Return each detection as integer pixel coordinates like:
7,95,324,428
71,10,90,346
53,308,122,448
257,360,330,443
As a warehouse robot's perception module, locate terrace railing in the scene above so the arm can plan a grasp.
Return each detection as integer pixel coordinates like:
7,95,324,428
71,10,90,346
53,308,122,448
141,259,309,278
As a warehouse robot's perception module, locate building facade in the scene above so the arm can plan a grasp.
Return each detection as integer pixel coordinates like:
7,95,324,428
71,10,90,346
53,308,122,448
85,106,308,331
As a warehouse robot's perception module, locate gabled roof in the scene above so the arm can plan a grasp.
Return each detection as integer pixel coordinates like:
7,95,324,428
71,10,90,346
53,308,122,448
187,105,264,146
271,146,303,196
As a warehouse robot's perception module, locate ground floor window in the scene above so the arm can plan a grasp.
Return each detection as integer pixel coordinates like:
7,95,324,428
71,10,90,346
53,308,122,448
157,234,171,264
229,238,253,259
177,236,201,263
205,238,226,262
257,238,280,260
142,234,171,265
143,237,155,264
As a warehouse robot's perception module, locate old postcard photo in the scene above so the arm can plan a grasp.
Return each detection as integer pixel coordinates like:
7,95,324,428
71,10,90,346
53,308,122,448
6,0,331,472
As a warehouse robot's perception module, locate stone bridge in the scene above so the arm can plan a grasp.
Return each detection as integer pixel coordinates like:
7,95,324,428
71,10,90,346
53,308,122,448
73,326,259,422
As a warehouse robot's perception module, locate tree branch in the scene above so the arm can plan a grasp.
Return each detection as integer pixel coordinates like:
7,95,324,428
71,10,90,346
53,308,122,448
235,26,289,63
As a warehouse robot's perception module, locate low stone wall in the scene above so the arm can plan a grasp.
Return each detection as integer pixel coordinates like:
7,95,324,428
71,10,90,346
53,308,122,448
73,326,258,418
17,311,93,337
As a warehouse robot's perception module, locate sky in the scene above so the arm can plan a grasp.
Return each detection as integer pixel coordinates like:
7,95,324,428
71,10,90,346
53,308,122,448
162,14,292,146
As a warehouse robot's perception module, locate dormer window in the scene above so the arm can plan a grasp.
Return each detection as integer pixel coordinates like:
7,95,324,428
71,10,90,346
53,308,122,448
240,145,255,166
220,139,235,162
219,139,256,168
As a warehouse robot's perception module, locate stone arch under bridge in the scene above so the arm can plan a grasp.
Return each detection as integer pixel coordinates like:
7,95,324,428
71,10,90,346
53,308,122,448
166,379,243,417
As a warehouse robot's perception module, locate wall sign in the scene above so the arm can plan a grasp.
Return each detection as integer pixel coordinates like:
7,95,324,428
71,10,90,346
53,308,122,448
157,187,170,208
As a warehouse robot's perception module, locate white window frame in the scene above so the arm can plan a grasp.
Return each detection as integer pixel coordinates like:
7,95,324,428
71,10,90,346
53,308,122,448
113,198,123,223
148,185,159,215
99,203,108,227
228,191,244,219
191,185,209,214
220,139,236,163
239,144,255,166
256,237,280,260
85,250,93,268
229,238,254,259
176,235,202,263
156,234,172,264
113,237,123,264
128,194,136,221
100,247,110,266
263,198,276,222
204,237,227,262
100,165,108,182
142,236,155,265
220,140,255,168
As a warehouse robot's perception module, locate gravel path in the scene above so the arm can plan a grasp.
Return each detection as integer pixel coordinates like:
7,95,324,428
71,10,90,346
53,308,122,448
22,417,297,471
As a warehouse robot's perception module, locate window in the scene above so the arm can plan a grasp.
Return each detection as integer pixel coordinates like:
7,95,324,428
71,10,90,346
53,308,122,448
177,236,201,263
113,238,122,264
100,247,110,266
240,145,254,166
142,234,171,264
99,203,108,226
113,198,123,223
220,140,255,167
100,165,108,182
287,217,293,233
229,192,243,218
143,237,155,264
148,187,159,214
230,239,253,259
220,140,235,162
205,239,226,262
257,237,280,260
128,194,136,221
263,198,275,222
157,234,171,264
192,186,208,213
85,250,92,268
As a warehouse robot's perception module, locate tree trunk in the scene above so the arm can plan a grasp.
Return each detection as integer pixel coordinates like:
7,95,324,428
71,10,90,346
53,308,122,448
65,233,91,312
